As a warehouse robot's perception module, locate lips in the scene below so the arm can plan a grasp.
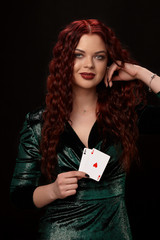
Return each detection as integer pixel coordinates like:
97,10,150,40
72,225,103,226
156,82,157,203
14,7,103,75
80,72,95,80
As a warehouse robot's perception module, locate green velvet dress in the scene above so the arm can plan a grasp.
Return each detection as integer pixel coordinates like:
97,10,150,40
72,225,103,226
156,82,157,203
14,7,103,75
10,92,160,240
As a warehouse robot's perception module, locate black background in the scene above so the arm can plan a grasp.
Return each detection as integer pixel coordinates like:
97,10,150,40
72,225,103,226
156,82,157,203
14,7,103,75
2,0,160,239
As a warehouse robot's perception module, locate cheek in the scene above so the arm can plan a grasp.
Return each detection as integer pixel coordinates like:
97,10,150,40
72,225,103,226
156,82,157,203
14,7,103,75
98,64,107,78
73,61,80,74
73,62,80,81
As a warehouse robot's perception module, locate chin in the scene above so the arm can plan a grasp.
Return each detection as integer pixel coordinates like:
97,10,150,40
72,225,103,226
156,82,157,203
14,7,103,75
73,79,102,89
73,82,98,90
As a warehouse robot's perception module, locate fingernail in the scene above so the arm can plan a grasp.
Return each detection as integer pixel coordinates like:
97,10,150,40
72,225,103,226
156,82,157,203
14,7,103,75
109,81,112,88
85,174,90,178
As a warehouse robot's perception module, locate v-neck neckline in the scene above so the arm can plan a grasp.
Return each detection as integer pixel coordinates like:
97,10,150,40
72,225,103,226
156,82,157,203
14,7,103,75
66,121,98,149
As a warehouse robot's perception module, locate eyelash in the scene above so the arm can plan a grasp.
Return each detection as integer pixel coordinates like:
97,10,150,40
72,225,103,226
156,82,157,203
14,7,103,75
95,55,105,60
74,53,83,58
74,53,106,60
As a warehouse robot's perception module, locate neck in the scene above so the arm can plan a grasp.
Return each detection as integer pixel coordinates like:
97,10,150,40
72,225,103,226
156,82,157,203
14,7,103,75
72,86,98,113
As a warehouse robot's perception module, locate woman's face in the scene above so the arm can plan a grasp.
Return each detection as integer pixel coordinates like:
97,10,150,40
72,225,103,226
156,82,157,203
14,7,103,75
73,34,108,90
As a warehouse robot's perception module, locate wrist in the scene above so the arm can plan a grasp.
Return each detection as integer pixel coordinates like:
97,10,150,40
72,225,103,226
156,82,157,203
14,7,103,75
48,182,58,202
135,65,153,85
135,65,160,93
33,183,58,208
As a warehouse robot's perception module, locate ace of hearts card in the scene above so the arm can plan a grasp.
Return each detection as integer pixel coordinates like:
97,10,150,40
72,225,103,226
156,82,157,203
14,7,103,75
79,148,110,181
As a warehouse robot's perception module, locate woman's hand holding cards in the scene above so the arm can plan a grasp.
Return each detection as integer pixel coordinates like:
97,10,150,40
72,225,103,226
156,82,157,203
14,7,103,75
33,171,88,208
33,149,110,208
52,171,88,200
33,148,110,208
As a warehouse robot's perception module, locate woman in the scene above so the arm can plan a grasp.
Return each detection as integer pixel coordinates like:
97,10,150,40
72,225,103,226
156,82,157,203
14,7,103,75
10,19,160,240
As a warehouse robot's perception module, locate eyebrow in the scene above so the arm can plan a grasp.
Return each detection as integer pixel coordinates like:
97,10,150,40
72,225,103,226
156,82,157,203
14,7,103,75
75,48,107,54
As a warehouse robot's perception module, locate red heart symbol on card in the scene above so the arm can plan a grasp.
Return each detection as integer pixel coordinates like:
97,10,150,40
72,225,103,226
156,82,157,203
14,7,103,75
93,162,98,168
97,175,101,181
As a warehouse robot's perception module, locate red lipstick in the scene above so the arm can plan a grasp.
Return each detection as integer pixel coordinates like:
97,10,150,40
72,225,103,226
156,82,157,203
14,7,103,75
80,72,95,80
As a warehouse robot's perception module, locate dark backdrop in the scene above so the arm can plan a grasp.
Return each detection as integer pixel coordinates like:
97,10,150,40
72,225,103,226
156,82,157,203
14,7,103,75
2,0,160,239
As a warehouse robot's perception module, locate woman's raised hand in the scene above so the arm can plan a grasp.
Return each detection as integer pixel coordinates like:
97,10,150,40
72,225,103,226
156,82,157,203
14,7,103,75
105,61,139,87
104,61,160,93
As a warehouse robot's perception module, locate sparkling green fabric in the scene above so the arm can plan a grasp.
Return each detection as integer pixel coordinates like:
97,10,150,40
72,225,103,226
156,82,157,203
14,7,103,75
10,92,160,240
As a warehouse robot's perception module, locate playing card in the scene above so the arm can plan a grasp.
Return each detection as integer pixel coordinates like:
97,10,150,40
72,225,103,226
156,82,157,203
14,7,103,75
79,148,92,172
79,148,110,181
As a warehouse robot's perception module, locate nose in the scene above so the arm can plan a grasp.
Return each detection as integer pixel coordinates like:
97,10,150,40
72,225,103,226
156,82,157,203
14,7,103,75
84,56,95,69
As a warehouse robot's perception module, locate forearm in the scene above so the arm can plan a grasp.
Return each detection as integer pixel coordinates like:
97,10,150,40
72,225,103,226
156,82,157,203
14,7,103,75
136,66,160,93
33,182,58,208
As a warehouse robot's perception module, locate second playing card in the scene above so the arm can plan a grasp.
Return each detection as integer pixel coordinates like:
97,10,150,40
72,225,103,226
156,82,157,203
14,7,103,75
85,148,110,181
79,148,110,181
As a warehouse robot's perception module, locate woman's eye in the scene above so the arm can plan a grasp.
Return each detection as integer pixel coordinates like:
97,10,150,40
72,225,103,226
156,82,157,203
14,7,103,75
74,53,83,58
95,55,105,60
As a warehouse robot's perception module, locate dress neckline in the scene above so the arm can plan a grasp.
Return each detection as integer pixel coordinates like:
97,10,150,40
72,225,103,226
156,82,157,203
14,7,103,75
66,121,98,149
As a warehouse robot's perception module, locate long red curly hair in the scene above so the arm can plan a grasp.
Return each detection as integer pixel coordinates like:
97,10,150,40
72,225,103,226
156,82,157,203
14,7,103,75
41,19,145,182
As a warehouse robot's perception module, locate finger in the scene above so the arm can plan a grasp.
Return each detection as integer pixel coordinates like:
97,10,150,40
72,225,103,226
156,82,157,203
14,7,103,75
77,171,89,180
111,75,122,81
108,63,121,83
108,73,123,86
64,171,88,179
65,178,78,184
65,183,78,191
109,81,113,88
65,189,77,197
108,63,117,83
104,67,109,87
